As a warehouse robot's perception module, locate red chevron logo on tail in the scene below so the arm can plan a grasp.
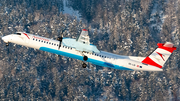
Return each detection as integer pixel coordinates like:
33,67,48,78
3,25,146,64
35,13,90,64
156,52,165,61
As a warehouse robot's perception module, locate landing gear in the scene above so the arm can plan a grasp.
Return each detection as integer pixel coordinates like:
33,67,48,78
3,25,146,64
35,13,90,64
82,55,88,68
81,52,88,68
6,43,9,46
82,62,87,68
78,51,89,68
83,55,88,61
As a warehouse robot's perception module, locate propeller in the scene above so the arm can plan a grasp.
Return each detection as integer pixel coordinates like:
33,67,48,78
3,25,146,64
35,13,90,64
57,29,66,49
57,34,63,49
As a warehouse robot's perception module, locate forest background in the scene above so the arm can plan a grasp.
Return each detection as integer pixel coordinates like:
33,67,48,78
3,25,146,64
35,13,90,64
0,0,180,100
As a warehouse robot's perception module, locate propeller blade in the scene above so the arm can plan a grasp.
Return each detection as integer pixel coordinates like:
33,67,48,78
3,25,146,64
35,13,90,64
57,28,66,50
58,39,61,49
57,36,63,49
58,42,61,49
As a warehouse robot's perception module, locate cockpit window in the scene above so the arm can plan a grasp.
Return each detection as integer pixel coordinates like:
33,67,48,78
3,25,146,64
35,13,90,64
16,33,21,35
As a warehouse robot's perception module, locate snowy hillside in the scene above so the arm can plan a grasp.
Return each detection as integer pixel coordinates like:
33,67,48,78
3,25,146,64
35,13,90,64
0,0,180,100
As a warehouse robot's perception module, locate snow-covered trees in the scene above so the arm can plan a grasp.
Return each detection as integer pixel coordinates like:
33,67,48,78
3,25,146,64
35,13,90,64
0,0,180,100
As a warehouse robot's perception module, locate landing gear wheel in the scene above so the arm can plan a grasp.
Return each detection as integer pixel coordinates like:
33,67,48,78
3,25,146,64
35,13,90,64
6,43,9,46
82,63,87,68
83,55,88,61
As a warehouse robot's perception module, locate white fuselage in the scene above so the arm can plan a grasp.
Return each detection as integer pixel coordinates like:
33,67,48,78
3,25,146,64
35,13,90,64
2,33,163,71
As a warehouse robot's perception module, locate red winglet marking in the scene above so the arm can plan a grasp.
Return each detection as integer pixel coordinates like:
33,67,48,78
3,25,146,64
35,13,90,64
142,57,162,68
23,33,30,39
156,52,165,61
82,29,88,31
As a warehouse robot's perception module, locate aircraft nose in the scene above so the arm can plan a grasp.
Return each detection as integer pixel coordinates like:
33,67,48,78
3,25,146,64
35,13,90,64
2,36,9,43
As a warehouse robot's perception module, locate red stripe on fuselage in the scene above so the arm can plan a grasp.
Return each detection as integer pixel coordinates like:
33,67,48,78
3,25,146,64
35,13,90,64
23,33,30,39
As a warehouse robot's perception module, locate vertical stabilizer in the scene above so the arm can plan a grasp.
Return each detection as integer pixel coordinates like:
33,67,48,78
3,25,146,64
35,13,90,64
76,29,90,45
142,42,176,68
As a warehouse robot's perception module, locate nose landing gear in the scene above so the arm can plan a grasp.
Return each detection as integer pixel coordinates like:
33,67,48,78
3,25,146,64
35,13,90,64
6,43,9,46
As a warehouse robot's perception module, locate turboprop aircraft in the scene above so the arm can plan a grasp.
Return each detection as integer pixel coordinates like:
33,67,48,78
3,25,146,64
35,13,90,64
1,29,176,71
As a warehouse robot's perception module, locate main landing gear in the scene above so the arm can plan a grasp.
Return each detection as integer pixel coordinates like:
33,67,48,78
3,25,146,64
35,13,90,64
82,62,87,68
82,53,88,68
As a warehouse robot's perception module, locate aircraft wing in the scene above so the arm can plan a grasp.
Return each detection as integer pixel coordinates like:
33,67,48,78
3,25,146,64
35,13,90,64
76,29,90,45
63,29,100,53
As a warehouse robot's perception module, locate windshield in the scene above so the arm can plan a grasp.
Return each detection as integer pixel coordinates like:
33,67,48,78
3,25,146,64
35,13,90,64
16,33,21,35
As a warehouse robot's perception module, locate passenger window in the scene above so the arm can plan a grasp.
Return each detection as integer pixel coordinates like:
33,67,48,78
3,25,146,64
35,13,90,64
49,42,51,44
33,38,35,40
41,40,43,42
52,43,53,45
44,41,46,43
36,39,37,41
39,40,40,42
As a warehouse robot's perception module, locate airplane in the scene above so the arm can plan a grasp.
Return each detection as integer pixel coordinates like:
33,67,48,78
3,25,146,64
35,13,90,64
0,29,177,71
